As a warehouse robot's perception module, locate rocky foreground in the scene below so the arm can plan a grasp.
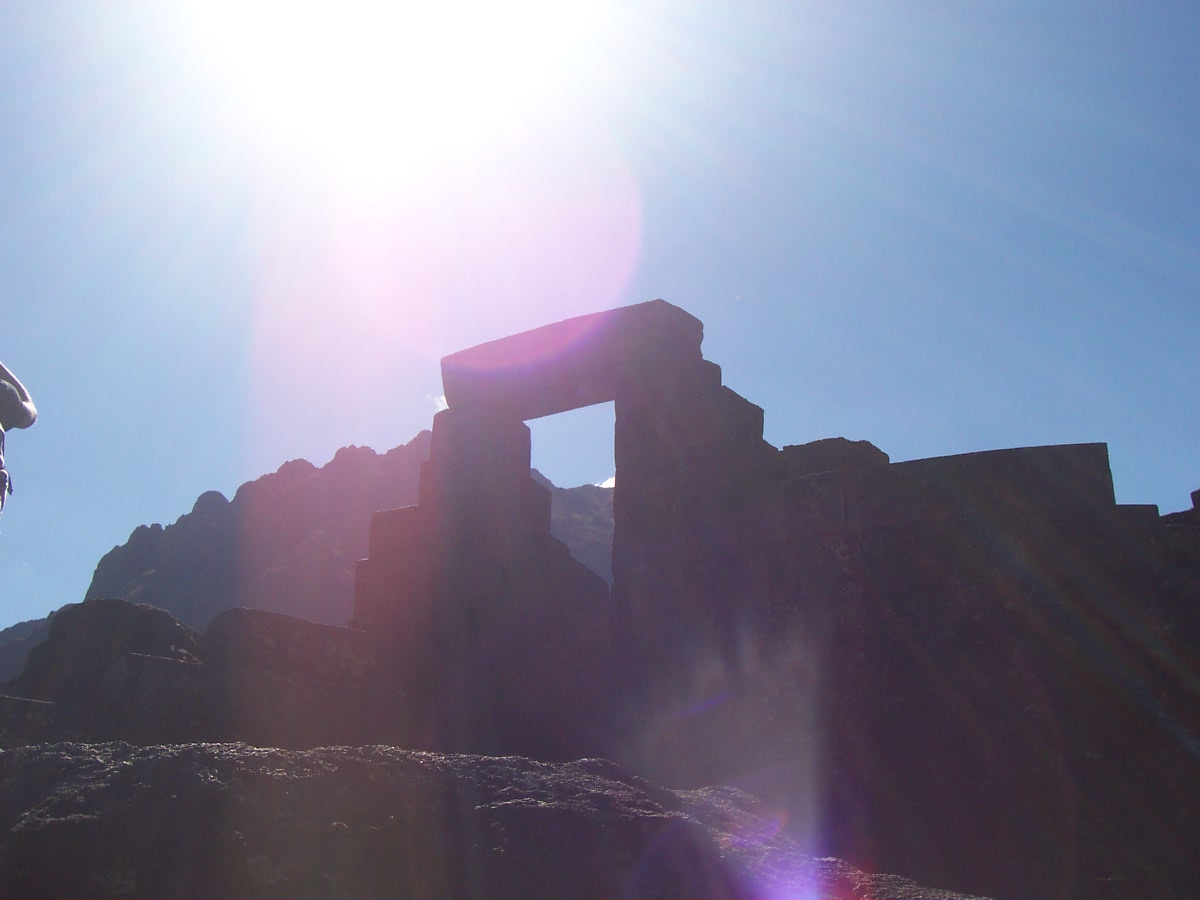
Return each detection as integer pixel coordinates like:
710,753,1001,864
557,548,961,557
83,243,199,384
0,742,980,899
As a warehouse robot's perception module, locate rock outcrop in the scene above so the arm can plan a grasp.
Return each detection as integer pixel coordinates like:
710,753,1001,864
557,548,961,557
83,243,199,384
0,619,52,683
5,597,198,708
0,741,981,899
0,598,421,751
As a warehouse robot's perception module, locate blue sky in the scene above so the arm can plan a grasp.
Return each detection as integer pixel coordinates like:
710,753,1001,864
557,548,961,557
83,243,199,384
2,2,1197,629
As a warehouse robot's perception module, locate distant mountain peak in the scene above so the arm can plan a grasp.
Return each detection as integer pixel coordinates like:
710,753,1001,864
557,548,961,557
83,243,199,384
77,430,613,632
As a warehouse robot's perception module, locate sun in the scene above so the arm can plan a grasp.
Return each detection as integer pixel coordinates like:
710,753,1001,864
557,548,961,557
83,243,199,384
176,1,610,185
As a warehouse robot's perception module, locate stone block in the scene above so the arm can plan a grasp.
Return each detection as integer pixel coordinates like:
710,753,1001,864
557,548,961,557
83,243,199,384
441,299,704,419
98,653,208,743
0,694,88,746
201,607,414,748
367,505,430,558
779,437,890,477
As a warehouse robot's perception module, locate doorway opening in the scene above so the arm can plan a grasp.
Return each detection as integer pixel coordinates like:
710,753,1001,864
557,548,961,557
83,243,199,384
527,402,615,584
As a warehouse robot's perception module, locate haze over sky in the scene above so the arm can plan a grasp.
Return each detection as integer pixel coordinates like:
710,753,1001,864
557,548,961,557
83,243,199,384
2,2,1197,630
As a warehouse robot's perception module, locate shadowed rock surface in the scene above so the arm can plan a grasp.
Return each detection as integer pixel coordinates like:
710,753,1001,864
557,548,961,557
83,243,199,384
0,595,603,759
0,742,983,900
0,620,51,683
5,598,198,708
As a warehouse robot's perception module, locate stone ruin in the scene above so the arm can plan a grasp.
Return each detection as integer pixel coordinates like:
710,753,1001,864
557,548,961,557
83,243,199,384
353,299,779,755
351,298,1200,898
3,298,1199,898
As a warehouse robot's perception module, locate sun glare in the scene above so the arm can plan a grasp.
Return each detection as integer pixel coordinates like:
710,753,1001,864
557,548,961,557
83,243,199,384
178,1,608,183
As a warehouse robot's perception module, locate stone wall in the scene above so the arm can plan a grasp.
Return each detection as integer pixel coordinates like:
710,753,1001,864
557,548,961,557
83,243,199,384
352,298,1200,898
354,407,609,758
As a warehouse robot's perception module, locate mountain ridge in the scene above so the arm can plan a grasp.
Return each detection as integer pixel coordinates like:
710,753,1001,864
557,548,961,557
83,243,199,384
0,430,614,679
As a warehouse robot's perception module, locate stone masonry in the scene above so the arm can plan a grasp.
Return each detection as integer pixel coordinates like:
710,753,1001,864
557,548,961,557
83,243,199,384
352,299,1200,898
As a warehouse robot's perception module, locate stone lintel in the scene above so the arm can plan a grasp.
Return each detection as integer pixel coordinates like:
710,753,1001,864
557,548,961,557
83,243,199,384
441,299,704,420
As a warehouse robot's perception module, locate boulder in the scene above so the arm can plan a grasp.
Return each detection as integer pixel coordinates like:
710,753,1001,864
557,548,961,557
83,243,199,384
4,597,199,707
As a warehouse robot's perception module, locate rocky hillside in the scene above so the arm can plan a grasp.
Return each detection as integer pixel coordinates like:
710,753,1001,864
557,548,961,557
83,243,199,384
0,432,615,680
83,433,434,630
537,470,614,583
